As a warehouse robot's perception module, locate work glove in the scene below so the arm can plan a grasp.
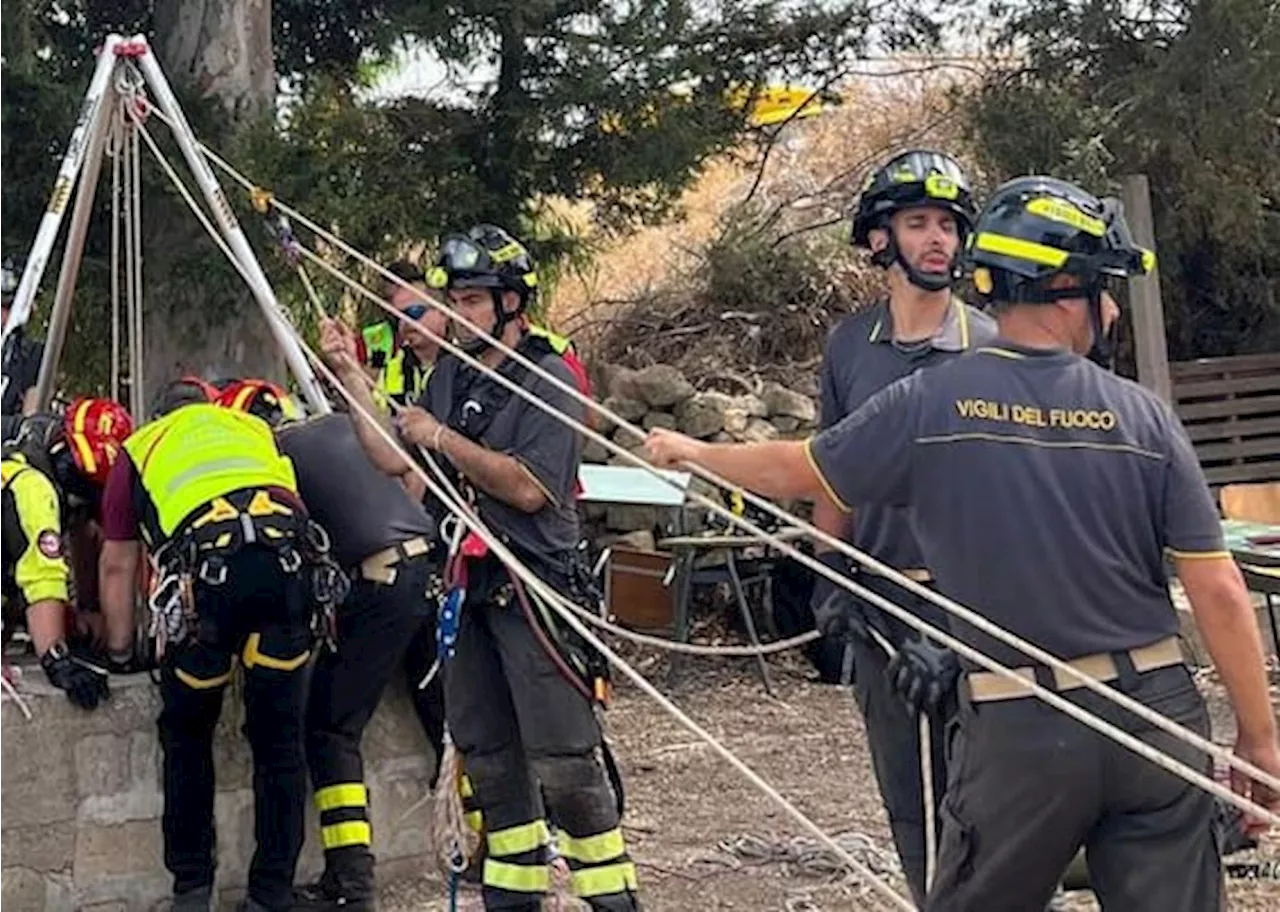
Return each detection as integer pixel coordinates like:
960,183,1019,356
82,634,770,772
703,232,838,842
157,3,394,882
40,641,110,711
811,551,868,641
885,637,959,717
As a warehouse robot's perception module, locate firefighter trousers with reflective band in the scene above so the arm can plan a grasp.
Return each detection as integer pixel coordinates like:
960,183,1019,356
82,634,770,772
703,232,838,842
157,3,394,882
305,552,437,901
926,664,1220,912
848,577,950,909
159,546,312,911
445,560,637,911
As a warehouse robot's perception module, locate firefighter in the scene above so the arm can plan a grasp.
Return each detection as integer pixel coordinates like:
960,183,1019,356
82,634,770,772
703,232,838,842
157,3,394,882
2,396,132,708
643,176,1280,910
216,378,444,911
810,148,995,904
360,261,449,408
98,378,324,912
321,224,637,911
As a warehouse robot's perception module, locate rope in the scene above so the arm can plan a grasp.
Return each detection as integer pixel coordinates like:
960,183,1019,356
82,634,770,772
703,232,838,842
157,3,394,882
131,115,915,912
109,111,122,401
130,108,144,413
121,102,138,416
282,233,1280,816
717,830,902,881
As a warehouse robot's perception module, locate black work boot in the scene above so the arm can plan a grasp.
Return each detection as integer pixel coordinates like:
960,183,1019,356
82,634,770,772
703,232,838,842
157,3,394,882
173,886,213,912
292,868,376,912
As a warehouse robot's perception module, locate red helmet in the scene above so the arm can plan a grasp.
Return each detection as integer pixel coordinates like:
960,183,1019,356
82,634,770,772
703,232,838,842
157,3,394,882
215,379,301,427
62,397,134,486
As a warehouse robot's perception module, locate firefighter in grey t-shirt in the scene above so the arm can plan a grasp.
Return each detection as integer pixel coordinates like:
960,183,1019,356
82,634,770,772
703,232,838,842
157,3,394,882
811,148,996,905
644,176,1280,911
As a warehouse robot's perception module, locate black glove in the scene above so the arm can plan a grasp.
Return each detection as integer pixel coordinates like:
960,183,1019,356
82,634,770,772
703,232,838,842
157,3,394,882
810,551,868,641
41,642,110,710
885,637,959,716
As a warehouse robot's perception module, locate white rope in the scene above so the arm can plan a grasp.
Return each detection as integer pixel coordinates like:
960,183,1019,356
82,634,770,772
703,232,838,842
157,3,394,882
130,103,144,415
286,232,1280,817
109,111,122,401
121,103,137,415
130,114,917,912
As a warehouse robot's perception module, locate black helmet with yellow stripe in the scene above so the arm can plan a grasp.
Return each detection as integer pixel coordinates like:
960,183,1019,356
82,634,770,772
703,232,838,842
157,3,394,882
966,176,1155,363
851,149,978,292
427,224,539,352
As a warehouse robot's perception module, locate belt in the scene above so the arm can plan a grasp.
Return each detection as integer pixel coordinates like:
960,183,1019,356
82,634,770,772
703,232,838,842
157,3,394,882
859,566,933,584
358,536,433,585
967,636,1183,704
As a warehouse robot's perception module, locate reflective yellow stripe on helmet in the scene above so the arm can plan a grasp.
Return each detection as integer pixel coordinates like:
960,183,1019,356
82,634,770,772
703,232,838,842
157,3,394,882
973,232,1069,269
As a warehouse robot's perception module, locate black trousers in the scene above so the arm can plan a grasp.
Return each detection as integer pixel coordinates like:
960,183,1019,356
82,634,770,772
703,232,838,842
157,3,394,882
847,576,951,909
446,559,637,911
927,665,1220,912
158,546,313,911
304,552,435,900
401,613,447,774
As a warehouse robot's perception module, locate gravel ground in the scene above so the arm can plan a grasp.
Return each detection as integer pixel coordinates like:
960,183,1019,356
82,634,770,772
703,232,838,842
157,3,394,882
375,642,1280,911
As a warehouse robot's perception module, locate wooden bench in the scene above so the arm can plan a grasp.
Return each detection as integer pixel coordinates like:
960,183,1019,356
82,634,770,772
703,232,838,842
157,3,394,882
1171,352,1280,486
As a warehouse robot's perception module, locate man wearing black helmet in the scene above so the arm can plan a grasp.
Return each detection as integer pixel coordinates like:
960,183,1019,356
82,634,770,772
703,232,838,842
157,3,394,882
808,149,995,904
321,225,636,912
644,175,1280,910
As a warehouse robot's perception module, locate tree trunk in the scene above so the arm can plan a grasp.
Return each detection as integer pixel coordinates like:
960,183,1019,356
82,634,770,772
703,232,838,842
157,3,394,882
138,0,286,409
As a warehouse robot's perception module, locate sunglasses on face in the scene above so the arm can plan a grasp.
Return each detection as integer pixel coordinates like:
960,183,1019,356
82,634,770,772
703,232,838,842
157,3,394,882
402,303,428,321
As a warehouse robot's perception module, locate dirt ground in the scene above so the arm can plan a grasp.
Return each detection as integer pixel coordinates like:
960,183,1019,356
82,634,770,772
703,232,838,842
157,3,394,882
377,647,1280,912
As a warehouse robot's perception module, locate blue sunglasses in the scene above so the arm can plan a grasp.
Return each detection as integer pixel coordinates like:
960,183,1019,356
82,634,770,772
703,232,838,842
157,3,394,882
402,303,428,321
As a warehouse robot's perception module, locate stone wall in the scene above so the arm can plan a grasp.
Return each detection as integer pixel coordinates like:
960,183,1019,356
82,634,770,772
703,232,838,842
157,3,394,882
583,364,819,548
1,667,437,912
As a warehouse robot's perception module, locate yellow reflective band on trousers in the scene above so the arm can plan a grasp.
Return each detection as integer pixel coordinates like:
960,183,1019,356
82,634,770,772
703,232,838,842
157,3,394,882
123,404,298,538
483,859,549,894
315,783,367,813
321,820,372,850
557,828,626,865
571,861,638,897
175,666,233,690
241,632,310,672
487,820,549,857
464,810,483,832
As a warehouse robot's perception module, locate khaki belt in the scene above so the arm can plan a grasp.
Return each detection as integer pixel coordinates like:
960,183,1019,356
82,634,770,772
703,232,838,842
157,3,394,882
358,536,433,585
967,636,1183,704
861,566,932,584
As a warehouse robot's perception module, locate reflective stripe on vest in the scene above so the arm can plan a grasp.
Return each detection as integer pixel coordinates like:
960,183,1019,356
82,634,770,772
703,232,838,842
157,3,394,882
122,404,298,538
526,324,572,355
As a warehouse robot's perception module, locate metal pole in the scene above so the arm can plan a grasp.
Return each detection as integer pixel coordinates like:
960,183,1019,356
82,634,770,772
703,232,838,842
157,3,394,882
2,35,122,352
1120,174,1171,402
131,38,331,414
34,82,117,411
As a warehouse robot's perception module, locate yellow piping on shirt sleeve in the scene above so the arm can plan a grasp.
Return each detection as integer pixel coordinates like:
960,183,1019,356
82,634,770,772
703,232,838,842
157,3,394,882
9,467,70,605
1166,548,1232,561
802,437,852,514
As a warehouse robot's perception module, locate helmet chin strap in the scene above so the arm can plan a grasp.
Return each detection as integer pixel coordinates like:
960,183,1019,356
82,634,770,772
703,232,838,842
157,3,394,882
1084,284,1115,369
871,229,954,293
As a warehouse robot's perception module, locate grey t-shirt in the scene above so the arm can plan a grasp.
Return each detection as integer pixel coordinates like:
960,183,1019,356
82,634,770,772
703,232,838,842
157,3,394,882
417,345,585,567
277,413,437,568
818,299,996,570
809,341,1225,666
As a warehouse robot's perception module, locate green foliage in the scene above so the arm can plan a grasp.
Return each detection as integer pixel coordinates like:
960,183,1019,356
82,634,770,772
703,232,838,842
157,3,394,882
960,0,1280,358
1,0,890,394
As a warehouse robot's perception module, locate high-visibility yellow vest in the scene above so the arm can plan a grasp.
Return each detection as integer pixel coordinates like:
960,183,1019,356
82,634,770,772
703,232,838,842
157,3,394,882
123,404,298,539
526,324,573,356
362,322,431,402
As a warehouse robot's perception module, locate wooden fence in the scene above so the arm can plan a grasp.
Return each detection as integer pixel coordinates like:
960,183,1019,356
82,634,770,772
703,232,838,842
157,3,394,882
1171,353,1280,485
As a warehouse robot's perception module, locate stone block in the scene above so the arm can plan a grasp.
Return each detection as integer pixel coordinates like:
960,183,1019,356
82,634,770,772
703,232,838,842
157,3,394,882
582,437,611,464
674,394,726,439
629,366,694,408
76,733,131,797
640,411,676,431
2,821,75,873
2,866,47,910
760,382,816,422
73,820,164,881
600,395,648,423
368,766,433,861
